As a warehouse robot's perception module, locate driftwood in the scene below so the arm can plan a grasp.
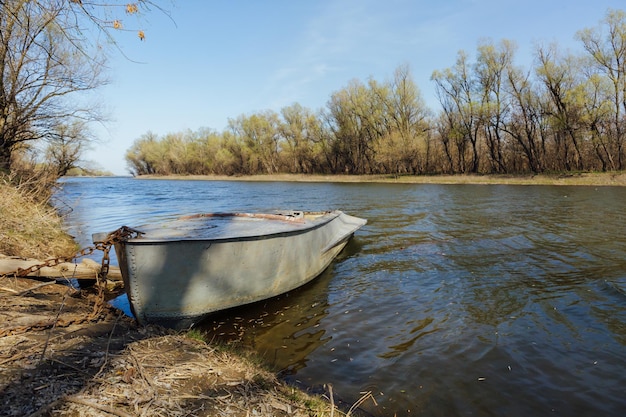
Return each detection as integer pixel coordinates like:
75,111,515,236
0,256,122,281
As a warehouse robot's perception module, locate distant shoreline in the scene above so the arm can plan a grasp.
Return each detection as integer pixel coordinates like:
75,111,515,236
134,172,626,186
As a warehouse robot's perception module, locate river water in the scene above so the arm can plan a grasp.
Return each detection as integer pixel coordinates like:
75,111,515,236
55,177,626,417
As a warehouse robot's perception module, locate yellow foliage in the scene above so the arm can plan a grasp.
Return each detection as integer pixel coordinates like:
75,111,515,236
126,3,139,14
138,30,145,41
113,20,122,29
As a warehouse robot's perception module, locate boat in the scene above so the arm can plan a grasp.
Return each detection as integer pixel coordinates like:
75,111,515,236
95,210,366,329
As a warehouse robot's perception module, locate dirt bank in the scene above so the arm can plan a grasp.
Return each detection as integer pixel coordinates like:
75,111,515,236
139,172,626,186
0,276,341,416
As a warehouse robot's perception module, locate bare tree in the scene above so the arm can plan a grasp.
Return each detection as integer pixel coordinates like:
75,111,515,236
45,121,92,176
0,1,105,172
535,44,588,171
0,1,169,174
279,103,320,174
228,111,282,174
432,51,482,173
577,8,626,170
475,39,516,173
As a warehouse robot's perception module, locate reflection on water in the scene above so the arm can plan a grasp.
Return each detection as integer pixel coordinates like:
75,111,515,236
202,269,333,373
56,178,626,417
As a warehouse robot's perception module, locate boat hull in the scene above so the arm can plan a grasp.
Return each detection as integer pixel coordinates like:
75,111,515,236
112,211,366,328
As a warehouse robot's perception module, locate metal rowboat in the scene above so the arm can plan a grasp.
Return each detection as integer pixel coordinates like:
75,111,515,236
96,210,366,329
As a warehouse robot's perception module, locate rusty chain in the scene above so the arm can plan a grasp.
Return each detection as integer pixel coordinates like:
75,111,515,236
2,226,144,279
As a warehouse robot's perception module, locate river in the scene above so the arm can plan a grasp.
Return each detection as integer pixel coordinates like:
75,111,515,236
55,177,626,417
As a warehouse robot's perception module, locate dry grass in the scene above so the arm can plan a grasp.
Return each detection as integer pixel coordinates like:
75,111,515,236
55,335,338,417
0,174,77,259
0,277,346,416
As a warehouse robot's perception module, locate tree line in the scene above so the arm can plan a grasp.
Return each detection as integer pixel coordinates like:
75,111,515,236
126,9,626,177
2,2,625,179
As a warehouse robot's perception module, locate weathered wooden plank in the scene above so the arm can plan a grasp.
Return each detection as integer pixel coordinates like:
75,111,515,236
0,257,122,280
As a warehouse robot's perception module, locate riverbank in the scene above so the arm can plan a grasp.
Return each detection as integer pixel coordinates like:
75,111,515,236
138,171,626,186
0,179,344,416
0,276,340,416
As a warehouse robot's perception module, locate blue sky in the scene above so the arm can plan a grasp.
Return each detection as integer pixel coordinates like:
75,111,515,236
87,0,624,175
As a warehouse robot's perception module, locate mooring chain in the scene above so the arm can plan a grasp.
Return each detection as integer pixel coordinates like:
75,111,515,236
2,226,144,279
94,226,144,280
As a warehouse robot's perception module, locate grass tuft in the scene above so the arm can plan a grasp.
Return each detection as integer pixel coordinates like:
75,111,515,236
0,174,77,259
185,328,208,343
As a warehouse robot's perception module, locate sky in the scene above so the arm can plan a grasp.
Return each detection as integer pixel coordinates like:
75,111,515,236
85,0,625,175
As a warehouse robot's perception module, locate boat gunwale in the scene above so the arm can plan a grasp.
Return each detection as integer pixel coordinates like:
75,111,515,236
179,211,312,223
122,210,344,244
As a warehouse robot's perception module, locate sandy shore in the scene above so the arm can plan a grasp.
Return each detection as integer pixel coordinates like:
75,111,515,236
138,172,626,186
